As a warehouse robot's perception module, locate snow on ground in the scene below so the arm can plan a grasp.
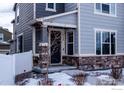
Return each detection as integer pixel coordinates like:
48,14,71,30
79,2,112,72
85,68,124,85
48,72,75,85
20,78,42,85
25,78,41,85
22,68,124,85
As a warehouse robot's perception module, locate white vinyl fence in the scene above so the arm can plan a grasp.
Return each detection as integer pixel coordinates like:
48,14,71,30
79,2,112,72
0,51,33,85
0,54,14,85
14,51,33,75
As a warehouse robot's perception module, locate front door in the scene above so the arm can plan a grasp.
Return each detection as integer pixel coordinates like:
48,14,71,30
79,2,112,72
50,30,61,64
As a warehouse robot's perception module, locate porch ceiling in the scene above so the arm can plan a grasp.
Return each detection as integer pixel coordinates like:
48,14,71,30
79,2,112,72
30,10,78,28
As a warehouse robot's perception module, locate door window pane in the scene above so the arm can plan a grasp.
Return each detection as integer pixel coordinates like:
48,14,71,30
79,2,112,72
67,32,73,42
68,44,73,55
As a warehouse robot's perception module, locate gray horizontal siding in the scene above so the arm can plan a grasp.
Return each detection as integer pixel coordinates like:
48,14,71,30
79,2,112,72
44,13,77,25
80,3,124,54
65,3,77,12
15,3,34,52
36,3,65,18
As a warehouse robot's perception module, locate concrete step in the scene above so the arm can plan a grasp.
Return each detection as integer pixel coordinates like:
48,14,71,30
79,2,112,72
41,65,77,73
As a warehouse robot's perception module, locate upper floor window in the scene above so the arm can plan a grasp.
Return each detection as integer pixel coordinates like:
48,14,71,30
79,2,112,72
95,29,116,55
0,33,4,42
46,3,56,12
95,3,116,16
16,4,19,24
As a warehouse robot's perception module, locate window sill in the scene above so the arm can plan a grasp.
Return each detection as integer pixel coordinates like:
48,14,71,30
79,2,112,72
94,12,117,17
96,54,117,56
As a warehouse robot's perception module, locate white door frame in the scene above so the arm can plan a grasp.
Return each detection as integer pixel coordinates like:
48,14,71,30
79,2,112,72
48,28,65,65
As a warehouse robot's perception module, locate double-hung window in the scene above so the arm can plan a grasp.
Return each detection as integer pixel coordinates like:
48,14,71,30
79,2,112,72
46,3,56,12
95,3,116,16
96,29,116,55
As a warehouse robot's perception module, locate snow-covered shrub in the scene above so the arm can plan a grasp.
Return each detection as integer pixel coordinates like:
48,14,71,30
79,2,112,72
111,65,122,80
72,73,87,85
41,78,53,85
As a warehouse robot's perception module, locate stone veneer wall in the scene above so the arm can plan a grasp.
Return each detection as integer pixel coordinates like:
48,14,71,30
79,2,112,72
62,55,124,70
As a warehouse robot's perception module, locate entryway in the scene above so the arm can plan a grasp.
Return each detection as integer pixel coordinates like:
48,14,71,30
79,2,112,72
49,28,65,65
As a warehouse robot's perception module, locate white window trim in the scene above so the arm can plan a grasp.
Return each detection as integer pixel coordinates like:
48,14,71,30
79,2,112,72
17,33,24,53
46,3,56,12
94,3,117,17
16,4,19,25
94,28,117,56
66,31,75,55
0,33,4,42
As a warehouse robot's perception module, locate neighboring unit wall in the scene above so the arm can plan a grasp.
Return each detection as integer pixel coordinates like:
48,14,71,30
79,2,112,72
65,3,77,12
10,41,15,54
36,3,65,18
15,3,34,52
79,3,124,55
0,28,12,42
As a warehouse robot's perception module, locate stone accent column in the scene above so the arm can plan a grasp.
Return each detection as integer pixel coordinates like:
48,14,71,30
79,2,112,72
39,43,49,68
